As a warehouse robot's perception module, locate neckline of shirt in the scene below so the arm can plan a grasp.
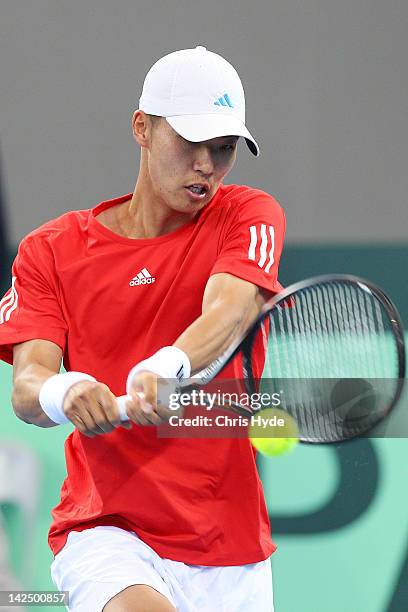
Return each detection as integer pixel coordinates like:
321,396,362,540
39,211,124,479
90,193,206,245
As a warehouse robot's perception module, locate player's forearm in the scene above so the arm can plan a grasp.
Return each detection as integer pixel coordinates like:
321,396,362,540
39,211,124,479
174,295,260,373
12,364,59,427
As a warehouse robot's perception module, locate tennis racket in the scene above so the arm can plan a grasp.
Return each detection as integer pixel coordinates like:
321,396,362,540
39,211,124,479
117,274,405,443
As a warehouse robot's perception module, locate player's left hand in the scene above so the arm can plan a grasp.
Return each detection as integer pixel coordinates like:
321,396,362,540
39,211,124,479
125,371,178,425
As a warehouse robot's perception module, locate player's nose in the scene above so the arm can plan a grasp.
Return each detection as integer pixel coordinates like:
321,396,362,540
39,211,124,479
192,144,215,175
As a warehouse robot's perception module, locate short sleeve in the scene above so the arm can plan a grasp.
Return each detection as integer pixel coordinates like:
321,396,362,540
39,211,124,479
211,192,286,293
0,237,68,364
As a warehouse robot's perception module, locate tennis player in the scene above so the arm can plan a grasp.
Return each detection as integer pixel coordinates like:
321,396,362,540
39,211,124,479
0,47,285,611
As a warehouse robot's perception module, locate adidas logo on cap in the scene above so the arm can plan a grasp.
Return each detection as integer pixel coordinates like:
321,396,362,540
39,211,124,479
214,93,234,108
129,268,156,286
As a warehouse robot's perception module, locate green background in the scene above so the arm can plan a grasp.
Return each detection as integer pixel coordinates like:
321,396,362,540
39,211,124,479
1,244,407,612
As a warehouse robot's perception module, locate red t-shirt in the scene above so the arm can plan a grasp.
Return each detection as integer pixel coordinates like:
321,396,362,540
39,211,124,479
0,184,285,565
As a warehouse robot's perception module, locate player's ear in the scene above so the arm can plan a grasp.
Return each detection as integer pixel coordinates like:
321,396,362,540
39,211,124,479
132,110,151,148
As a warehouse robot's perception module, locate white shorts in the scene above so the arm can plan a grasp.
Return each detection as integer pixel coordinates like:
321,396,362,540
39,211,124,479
50,526,274,612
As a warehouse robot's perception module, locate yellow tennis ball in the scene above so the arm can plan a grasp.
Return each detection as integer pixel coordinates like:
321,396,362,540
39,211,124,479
249,408,299,457
250,436,299,456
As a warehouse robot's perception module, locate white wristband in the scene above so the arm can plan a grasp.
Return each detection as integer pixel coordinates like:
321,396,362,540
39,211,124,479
126,346,191,395
39,372,97,425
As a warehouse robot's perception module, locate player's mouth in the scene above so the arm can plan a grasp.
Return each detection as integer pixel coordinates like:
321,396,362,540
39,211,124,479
184,183,210,201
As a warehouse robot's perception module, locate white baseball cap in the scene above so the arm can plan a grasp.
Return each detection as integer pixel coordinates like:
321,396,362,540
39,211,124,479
139,46,259,156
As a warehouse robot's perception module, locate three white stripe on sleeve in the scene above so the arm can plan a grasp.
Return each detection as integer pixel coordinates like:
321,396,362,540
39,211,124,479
248,225,275,273
0,276,18,324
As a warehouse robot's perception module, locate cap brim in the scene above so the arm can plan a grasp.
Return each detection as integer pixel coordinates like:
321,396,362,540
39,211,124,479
166,114,260,156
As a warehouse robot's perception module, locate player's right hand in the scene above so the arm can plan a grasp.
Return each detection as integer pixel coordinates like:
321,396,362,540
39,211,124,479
63,380,132,437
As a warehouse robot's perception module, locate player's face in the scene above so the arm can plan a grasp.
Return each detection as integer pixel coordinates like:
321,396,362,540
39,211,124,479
147,119,239,213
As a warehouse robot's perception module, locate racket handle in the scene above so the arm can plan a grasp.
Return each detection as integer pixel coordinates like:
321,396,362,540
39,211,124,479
116,395,131,421
116,392,146,421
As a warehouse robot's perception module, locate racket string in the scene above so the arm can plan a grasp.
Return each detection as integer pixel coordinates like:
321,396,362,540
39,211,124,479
258,280,400,442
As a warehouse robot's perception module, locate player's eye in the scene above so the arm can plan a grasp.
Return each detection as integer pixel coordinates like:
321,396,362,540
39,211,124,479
220,144,236,154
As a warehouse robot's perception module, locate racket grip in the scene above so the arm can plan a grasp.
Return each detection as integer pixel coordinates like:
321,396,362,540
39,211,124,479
116,395,131,421
116,392,146,421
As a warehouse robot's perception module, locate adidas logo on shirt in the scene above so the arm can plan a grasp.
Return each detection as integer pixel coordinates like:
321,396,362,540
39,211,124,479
129,268,156,286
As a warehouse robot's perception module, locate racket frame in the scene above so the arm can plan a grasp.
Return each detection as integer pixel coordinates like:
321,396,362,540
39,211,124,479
184,274,405,441
240,274,406,440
